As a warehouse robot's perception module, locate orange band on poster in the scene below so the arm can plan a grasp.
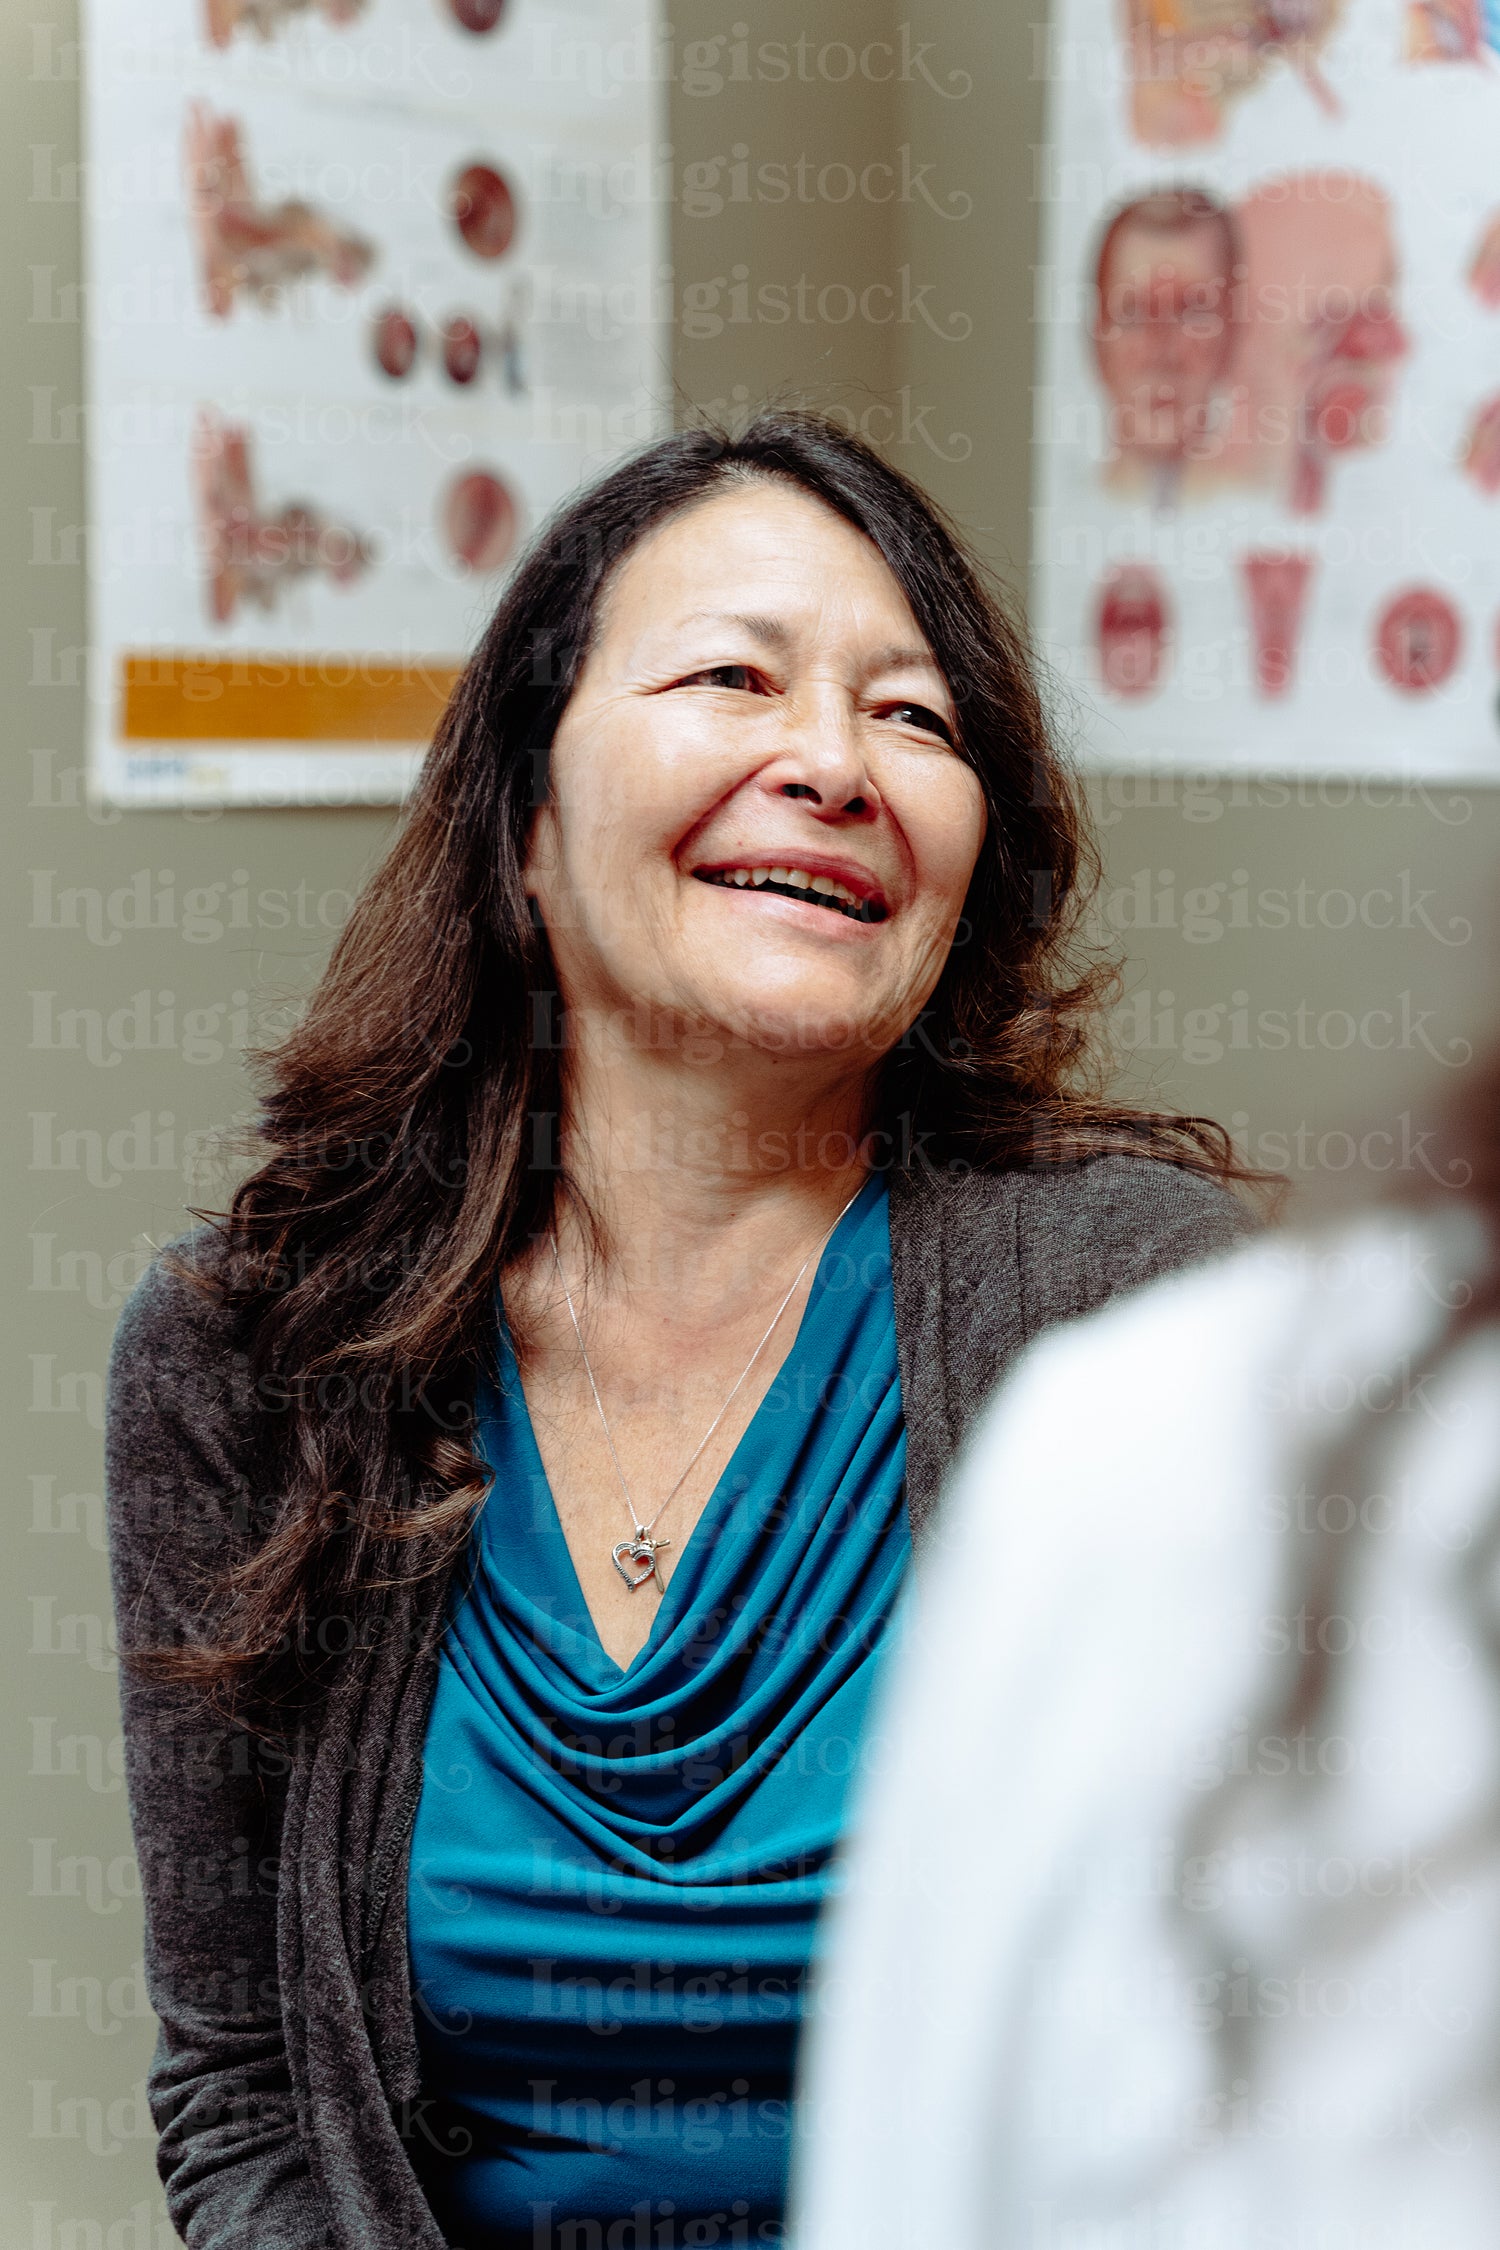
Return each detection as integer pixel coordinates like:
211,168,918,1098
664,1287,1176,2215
119,652,465,744
1138,0,1248,29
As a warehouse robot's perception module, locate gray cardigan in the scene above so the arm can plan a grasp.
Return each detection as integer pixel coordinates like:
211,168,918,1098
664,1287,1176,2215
105,1157,1251,2250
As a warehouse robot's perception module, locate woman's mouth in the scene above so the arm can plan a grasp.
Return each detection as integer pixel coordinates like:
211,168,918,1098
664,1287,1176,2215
692,864,888,924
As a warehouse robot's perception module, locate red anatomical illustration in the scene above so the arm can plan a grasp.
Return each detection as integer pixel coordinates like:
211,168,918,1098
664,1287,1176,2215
1241,552,1316,696
1096,564,1171,697
185,103,375,317
1375,588,1464,693
1087,171,1408,516
1091,188,1241,507
1462,396,1500,495
369,302,527,395
451,164,518,260
1228,173,1409,517
1469,215,1500,308
1122,0,1345,146
442,318,485,385
1403,0,1498,59
443,471,520,573
445,0,509,27
445,299,526,393
202,0,367,49
372,307,421,380
193,409,371,624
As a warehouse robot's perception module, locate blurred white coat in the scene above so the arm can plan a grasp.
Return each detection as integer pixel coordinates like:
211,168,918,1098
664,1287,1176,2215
793,1211,1500,2250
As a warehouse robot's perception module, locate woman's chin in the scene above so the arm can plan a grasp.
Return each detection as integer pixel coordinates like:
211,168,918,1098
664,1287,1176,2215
683,981,894,1071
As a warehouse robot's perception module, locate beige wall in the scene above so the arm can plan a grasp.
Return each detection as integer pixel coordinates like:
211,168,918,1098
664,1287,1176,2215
6,0,1496,2235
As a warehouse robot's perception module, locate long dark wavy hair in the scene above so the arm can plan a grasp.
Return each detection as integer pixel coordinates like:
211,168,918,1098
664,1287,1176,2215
138,409,1260,1724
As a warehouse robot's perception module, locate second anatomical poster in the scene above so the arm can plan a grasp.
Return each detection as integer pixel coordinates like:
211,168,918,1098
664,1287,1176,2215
1035,0,1500,780
82,0,666,807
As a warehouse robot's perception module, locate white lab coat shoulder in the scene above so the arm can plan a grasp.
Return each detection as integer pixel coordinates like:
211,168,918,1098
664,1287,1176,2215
794,1207,1500,2250
930,1206,1486,1584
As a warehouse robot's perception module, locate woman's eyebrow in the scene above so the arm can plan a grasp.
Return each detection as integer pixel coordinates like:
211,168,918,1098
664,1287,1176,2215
676,610,792,649
675,616,943,680
866,642,945,678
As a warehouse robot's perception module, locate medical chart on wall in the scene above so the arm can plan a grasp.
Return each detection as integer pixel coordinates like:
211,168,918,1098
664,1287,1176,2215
82,0,667,808
1035,0,1500,779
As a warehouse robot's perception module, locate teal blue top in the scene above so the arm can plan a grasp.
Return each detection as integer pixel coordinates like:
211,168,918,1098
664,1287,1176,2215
405,1176,911,2247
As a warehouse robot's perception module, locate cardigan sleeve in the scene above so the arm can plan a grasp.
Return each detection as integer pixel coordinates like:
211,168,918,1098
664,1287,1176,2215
105,1239,334,2250
889,1152,1259,1542
1014,1152,1256,1342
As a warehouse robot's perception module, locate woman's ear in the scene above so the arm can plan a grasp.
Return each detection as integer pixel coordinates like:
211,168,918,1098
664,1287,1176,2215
521,798,557,904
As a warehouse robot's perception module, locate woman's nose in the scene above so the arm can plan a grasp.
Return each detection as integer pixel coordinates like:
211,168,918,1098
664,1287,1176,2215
779,777,874,816
767,690,880,818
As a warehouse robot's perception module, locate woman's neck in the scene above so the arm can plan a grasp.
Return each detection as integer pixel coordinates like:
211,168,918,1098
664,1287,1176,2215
541,1025,879,1311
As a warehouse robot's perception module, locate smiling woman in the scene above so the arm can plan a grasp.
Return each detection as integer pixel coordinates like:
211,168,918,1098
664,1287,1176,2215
105,413,1257,2250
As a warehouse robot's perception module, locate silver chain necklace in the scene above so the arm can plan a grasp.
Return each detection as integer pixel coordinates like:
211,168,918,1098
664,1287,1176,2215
548,1182,864,1592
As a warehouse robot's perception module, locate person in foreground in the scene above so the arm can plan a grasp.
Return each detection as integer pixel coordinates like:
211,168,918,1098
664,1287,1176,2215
105,412,1251,2250
792,1096,1500,2250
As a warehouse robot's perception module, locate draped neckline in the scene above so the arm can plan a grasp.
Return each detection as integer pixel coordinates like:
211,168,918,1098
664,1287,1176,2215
483,1169,891,1686
421,1169,909,1879
404,1170,911,2237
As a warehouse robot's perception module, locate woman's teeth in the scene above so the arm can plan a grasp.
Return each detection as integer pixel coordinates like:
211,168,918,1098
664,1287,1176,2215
695,866,886,922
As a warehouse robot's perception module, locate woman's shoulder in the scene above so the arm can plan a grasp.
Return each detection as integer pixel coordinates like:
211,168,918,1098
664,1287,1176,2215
909,1145,1250,1225
893,1151,1255,1333
110,1220,244,1369
105,1224,276,1627
107,1223,262,1475
1015,1149,1253,1272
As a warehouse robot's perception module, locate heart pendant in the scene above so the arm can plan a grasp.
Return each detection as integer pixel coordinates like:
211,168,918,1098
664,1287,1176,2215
611,1536,668,1592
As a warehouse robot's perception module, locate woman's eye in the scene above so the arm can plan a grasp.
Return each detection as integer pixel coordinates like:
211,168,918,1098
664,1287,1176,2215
884,701,953,744
684,663,756,691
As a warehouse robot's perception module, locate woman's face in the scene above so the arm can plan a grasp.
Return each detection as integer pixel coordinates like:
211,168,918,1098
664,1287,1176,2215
524,481,988,1074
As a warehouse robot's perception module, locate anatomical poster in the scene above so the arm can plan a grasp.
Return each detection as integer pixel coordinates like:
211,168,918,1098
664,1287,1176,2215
1034,0,1500,780
82,0,667,808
